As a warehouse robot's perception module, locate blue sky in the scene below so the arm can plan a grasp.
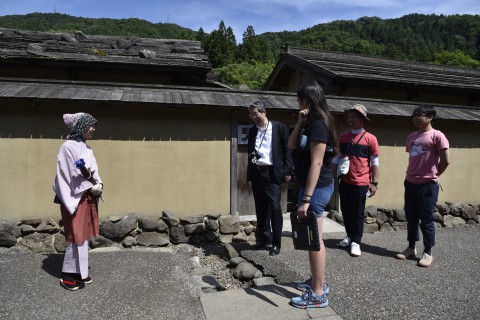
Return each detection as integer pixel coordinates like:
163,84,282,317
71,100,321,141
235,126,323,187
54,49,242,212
1,0,480,41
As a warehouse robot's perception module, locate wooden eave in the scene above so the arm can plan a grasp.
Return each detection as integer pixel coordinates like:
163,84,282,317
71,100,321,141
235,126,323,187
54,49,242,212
283,47,480,92
0,77,479,122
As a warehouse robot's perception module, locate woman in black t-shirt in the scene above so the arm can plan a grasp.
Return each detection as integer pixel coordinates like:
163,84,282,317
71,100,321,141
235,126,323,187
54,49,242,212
288,81,338,309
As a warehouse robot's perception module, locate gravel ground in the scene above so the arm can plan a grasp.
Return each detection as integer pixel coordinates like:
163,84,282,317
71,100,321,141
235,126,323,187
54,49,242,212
172,243,246,291
196,244,245,290
241,226,480,320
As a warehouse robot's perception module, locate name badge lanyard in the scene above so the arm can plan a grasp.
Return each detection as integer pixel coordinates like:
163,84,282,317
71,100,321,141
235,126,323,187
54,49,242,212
255,121,269,155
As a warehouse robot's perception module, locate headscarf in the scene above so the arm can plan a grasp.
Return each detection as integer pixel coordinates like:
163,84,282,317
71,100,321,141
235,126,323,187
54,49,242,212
63,112,97,140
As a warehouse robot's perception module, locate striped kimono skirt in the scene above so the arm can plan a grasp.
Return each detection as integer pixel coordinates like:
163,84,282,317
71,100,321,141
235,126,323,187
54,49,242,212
61,192,99,279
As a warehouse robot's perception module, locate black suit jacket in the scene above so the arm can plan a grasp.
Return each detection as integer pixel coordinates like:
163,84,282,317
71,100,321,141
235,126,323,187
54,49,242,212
247,120,293,184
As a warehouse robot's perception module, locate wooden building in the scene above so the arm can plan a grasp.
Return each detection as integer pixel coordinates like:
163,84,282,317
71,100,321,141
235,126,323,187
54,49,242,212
264,46,480,107
0,29,479,221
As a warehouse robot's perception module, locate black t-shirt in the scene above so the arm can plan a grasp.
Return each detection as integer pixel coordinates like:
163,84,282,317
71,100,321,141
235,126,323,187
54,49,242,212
294,119,333,188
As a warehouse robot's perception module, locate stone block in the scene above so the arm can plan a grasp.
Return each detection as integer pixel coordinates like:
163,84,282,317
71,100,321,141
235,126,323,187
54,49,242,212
184,223,206,234
18,233,56,253
162,210,180,226
393,209,406,222
37,218,60,233
138,217,159,232
363,223,379,233
136,232,170,247
232,231,248,242
54,234,67,252
233,261,258,281
181,216,205,224
21,217,42,226
205,218,219,231
224,243,239,259
219,216,240,234
99,214,137,240
169,225,190,244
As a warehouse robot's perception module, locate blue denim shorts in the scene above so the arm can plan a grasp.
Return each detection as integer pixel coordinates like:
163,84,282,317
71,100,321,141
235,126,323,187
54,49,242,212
298,182,334,218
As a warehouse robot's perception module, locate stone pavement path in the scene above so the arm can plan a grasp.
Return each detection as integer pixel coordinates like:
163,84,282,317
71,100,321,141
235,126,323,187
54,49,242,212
201,284,341,320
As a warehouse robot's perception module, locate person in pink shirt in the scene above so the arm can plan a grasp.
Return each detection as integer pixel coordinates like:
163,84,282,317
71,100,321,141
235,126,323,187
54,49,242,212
395,105,450,267
53,112,103,290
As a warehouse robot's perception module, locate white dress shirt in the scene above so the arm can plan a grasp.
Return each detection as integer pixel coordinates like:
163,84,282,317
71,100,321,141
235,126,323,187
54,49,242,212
255,121,273,166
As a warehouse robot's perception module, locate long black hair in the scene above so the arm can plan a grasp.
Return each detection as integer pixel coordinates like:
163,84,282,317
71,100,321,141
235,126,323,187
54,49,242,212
296,81,338,155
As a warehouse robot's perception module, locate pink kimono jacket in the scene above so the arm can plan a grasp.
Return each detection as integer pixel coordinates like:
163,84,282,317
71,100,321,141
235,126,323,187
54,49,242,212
53,138,102,215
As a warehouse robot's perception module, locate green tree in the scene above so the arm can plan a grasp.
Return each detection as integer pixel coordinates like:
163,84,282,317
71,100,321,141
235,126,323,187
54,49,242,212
237,26,273,63
196,27,206,47
203,21,236,67
214,62,275,89
433,50,480,68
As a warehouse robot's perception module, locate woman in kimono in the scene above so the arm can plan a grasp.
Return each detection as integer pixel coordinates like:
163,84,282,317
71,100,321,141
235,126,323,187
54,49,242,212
53,112,103,291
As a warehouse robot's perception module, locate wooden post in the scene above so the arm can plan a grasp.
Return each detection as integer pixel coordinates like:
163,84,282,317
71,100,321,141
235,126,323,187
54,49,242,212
230,110,238,216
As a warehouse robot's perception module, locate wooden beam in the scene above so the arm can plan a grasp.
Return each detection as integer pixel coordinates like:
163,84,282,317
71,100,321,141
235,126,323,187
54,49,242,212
230,110,238,216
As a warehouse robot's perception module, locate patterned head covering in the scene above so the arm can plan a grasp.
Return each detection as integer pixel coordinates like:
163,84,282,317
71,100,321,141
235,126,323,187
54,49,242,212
63,113,97,140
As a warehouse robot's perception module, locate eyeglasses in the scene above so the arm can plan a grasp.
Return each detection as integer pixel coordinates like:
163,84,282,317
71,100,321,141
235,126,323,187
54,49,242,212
249,111,264,118
412,113,428,118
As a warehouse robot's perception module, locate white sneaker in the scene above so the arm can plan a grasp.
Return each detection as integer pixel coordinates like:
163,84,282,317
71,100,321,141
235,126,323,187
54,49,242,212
337,236,351,248
418,252,433,267
350,242,361,257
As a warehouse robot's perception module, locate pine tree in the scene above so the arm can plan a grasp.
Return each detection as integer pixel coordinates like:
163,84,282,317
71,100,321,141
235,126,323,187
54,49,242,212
203,21,236,67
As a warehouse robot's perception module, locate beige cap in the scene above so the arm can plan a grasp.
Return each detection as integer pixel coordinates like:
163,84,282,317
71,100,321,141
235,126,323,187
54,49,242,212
347,104,369,121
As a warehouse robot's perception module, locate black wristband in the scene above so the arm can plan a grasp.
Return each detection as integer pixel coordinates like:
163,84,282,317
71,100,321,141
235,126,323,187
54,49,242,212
370,181,378,187
301,199,311,204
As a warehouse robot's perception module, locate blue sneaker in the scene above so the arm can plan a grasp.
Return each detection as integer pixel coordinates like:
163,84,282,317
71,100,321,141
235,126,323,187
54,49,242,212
291,288,329,309
295,277,330,295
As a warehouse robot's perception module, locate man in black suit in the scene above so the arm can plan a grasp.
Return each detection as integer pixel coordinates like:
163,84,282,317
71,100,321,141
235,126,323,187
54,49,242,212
247,101,293,256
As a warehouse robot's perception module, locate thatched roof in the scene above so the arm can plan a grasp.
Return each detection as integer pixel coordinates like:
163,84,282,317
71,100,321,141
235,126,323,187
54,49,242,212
265,46,480,91
0,27,210,70
1,77,478,122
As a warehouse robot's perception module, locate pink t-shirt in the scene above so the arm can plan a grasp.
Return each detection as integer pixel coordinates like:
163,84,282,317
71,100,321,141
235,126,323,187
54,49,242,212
406,129,449,184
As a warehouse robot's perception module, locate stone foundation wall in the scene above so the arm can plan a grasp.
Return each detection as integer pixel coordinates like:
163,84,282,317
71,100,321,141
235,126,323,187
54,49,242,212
1,202,478,254
0,211,257,254
328,201,480,232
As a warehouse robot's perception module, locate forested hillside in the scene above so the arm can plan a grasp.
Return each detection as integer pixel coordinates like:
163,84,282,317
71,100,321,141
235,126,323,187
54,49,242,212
0,13,196,39
260,14,480,62
1,13,479,89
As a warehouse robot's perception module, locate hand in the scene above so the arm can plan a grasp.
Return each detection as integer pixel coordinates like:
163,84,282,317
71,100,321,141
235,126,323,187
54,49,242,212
74,158,86,168
298,108,310,123
369,185,377,197
283,175,292,183
90,183,103,196
297,202,310,220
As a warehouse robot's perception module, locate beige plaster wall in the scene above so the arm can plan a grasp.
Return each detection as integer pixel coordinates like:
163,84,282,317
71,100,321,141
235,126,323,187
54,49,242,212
1,99,479,221
336,115,480,209
0,100,233,221
363,146,480,209
240,109,480,211
0,139,230,220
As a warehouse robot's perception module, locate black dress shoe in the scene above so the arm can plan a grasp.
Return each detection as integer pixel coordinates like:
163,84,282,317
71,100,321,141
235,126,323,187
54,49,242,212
269,245,281,256
252,241,269,250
